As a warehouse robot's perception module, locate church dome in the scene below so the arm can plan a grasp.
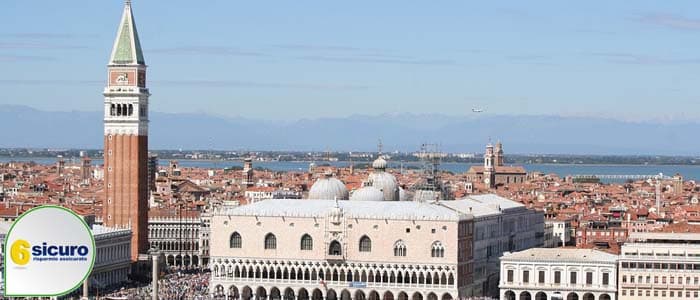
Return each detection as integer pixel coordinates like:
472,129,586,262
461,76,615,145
372,156,387,170
368,171,400,201
308,171,349,200
350,185,384,201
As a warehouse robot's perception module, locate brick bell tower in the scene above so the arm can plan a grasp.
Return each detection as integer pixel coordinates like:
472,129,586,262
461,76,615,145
103,0,149,261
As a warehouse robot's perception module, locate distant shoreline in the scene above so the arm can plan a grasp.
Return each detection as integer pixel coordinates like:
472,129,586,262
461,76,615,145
2,156,700,167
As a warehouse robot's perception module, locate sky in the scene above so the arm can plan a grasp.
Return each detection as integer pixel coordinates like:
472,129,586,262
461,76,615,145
2,1,700,121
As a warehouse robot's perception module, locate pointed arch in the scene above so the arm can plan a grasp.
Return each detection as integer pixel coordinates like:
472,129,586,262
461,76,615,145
431,241,445,257
394,239,407,256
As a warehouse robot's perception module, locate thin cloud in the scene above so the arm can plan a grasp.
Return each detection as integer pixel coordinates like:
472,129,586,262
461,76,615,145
154,79,371,90
638,13,700,30
0,33,99,39
571,28,618,35
0,55,56,62
271,44,385,53
0,79,370,91
506,54,549,61
0,42,88,50
296,55,457,66
589,52,700,65
0,79,100,85
148,46,266,57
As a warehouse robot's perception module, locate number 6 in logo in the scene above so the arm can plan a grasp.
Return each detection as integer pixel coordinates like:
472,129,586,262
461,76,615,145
10,239,30,265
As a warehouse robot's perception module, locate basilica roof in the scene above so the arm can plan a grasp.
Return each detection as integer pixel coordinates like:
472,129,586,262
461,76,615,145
217,194,525,222
218,198,472,221
308,172,349,200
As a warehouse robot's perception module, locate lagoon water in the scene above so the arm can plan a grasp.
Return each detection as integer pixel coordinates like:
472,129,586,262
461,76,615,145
2,157,700,181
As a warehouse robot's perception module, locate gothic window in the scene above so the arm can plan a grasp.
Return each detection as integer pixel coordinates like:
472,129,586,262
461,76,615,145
264,233,277,250
328,240,342,256
394,240,407,257
359,235,372,252
431,241,445,257
301,234,313,250
229,232,241,248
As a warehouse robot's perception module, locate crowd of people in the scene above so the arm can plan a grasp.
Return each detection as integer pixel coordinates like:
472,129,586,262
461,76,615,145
103,271,210,300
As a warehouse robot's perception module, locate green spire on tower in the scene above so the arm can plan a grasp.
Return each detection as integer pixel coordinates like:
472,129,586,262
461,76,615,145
109,0,145,65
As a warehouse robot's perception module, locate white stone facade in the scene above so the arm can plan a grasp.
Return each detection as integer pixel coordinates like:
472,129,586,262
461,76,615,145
148,215,202,267
618,233,700,300
443,194,545,297
500,248,617,300
209,199,476,299
89,225,132,288
546,219,572,247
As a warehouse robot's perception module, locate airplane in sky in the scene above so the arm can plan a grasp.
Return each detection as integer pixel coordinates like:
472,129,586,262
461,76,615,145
472,108,484,113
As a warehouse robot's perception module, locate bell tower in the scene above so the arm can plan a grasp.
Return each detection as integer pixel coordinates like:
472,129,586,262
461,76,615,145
103,0,149,261
483,143,495,188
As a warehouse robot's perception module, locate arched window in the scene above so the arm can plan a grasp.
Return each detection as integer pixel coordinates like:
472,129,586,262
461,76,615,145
110,104,116,116
359,235,372,252
328,240,342,256
229,232,242,248
128,104,133,116
301,234,313,250
394,240,407,257
431,241,445,258
265,233,277,250
116,104,122,116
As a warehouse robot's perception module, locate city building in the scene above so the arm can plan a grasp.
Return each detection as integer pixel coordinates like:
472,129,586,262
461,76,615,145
499,248,618,300
209,198,475,299
546,217,573,247
81,155,92,185
618,232,700,300
441,194,545,297
466,142,526,189
148,208,202,268
242,158,254,187
102,0,150,261
148,153,158,192
89,225,133,289
0,221,8,295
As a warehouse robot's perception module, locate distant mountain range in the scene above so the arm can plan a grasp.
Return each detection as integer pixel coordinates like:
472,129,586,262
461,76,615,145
0,104,697,155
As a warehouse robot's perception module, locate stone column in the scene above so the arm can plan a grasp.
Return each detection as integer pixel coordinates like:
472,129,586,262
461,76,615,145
152,251,159,300
82,278,89,299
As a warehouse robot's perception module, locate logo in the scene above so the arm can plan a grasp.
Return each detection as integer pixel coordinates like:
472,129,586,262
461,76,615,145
10,239,91,265
4,206,96,297
9,240,30,265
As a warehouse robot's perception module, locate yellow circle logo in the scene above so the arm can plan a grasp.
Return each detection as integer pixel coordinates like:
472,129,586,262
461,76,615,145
10,239,31,265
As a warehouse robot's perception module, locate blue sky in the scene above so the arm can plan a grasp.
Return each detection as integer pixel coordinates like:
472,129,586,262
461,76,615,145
2,1,700,121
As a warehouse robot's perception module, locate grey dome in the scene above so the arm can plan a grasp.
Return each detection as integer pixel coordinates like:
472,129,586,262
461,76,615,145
372,156,387,170
368,171,400,201
308,172,349,200
350,186,384,201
